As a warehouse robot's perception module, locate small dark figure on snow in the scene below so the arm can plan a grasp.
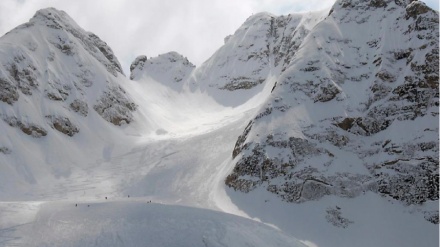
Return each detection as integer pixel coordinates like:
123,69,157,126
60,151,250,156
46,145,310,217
75,204,77,207
128,195,130,198
105,197,107,200
87,205,90,207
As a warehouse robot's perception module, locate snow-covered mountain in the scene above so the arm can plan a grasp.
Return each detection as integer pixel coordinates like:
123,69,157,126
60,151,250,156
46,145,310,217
186,10,328,106
0,1,438,247
0,8,137,199
227,0,438,228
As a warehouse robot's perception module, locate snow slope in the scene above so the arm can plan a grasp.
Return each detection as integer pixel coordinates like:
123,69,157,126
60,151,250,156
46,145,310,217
0,202,307,247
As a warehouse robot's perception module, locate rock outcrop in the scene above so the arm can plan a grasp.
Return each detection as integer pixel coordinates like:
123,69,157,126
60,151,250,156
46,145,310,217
46,115,79,136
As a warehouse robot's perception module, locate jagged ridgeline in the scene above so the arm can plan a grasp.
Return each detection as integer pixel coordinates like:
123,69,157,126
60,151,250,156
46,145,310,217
227,0,438,223
186,10,329,106
0,7,137,135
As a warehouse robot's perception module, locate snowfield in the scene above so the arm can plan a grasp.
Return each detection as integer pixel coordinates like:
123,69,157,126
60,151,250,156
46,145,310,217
0,72,304,246
0,202,307,247
0,70,296,246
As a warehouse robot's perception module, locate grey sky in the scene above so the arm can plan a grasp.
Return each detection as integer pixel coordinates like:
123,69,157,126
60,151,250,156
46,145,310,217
0,0,438,74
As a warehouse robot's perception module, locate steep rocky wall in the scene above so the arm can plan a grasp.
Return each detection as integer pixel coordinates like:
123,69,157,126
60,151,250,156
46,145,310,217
227,0,439,223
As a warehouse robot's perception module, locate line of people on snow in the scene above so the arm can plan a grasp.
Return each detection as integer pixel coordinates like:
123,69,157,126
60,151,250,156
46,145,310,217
75,195,153,207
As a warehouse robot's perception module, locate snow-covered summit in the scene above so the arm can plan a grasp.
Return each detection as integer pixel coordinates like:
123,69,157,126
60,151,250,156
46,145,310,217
0,7,137,198
185,10,329,106
0,7,134,119
130,52,195,91
12,8,125,76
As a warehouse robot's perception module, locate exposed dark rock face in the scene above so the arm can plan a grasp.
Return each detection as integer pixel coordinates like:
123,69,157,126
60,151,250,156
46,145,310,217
221,78,265,91
0,78,19,104
70,99,89,116
129,55,148,80
94,86,137,126
0,48,39,103
2,115,47,138
88,33,124,76
424,210,439,224
326,206,354,228
232,121,253,159
46,115,79,136
45,79,71,101
6,61,39,95
314,83,341,102
405,1,433,19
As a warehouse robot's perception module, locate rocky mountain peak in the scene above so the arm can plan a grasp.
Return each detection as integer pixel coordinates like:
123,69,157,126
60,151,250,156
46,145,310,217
242,12,276,25
130,55,148,75
9,7,125,77
328,0,434,21
31,8,80,30
226,0,438,224
187,9,328,106
405,0,436,18
334,0,414,9
0,7,137,130
130,52,195,91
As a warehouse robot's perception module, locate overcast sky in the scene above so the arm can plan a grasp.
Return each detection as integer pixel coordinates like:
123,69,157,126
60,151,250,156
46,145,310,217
0,0,438,74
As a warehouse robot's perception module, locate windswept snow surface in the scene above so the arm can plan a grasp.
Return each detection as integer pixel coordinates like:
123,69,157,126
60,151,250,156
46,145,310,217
0,202,307,247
